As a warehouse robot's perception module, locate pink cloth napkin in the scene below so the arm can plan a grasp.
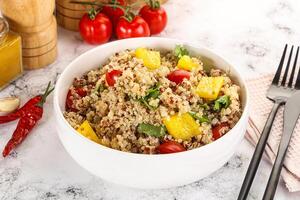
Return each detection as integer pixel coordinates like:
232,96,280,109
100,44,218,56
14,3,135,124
246,75,300,192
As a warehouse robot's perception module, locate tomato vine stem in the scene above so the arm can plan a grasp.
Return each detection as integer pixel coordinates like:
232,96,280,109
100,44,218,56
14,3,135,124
70,0,146,22
70,1,126,12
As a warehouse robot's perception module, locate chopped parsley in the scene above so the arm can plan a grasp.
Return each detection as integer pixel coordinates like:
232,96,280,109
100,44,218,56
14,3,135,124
137,123,166,138
199,103,210,110
92,81,105,94
188,112,210,123
138,84,161,110
174,45,189,59
213,95,231,111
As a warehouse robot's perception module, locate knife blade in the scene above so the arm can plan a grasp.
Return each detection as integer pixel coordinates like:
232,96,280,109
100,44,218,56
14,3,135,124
263,91,300,200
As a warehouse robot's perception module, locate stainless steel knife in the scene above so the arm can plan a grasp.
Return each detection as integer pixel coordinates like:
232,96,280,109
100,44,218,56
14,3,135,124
263,91,300,200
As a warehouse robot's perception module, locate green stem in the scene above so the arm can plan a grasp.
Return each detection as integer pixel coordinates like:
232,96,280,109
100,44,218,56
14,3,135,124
147,0,160,9
106,3,126,12
70,0,126,13
124,12,135,22
88,7,98,19
149,0,154,8
70,0,147,21
36,82,55,107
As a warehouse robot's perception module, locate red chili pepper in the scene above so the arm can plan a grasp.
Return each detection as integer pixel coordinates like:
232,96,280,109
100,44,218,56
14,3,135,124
2,82,54,157
0,96,41,124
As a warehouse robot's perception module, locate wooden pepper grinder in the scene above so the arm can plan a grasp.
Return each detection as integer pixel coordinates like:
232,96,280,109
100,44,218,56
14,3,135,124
0,0,57,70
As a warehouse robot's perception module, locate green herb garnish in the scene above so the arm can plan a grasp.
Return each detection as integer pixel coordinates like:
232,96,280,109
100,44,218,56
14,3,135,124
137,123,166,137
188,112,210,123
199,103,210,110
213,95,231,111
138,84,161,110
92,81,105,94
174,45,189,59
138,98,156,110
144,84,160,99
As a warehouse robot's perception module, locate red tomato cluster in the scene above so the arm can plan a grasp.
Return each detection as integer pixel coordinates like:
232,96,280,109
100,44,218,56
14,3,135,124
102,0,126,28
79,0,168,45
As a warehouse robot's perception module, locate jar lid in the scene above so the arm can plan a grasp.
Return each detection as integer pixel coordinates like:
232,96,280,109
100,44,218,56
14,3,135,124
0,17,9,44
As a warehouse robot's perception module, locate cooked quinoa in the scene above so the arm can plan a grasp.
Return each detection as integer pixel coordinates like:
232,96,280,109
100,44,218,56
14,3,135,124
64,46,242,154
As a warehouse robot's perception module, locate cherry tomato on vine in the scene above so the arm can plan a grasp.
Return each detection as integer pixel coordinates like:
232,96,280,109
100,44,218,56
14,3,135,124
116,16,150,39
79,10,112,45
102,0,126,28
167,69,190,84
106,70,122,86
212,123,229,140
158,141,186,154
139,0,167,35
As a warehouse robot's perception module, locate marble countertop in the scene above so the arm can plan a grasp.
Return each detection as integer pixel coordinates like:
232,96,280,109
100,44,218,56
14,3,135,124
1,0,300,199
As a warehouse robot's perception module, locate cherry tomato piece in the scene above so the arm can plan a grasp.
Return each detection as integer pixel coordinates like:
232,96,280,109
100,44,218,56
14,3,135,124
139,4,167,35
66,90,74,110
75,88,87,97
167,69,190,84
212,123,229,140
102,0,126,28
106,70,122,86
65,88,87,111
116,16,150,39
158,141,186,154
79,12,112,45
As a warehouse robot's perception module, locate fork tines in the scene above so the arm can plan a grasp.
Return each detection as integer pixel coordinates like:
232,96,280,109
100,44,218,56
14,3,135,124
272,44,300,89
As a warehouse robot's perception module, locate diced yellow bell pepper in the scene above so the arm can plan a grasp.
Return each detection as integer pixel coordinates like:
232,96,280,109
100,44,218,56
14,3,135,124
77,120,101,143
163,113,201,140
177,55,198,71
196,77,224,100
135,47,161,70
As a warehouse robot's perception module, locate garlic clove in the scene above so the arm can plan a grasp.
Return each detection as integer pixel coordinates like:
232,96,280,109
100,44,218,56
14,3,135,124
0,97,20,116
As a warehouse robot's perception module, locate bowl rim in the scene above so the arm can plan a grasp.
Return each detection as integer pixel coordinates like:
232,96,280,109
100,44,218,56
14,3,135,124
54,37,249,158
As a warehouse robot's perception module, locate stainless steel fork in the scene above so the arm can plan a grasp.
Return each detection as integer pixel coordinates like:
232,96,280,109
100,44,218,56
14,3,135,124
237,45,300,200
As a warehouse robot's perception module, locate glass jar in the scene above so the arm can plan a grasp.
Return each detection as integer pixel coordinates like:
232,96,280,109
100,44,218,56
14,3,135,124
0,17,23,91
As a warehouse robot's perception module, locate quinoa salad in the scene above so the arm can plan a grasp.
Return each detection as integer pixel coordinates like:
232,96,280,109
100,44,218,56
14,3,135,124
64,45,242,154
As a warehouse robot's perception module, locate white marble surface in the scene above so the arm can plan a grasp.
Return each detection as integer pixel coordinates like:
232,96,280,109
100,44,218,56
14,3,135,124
1,0,300,199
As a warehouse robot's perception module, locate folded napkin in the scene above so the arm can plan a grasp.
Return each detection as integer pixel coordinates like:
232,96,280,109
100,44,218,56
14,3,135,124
246,75,300,192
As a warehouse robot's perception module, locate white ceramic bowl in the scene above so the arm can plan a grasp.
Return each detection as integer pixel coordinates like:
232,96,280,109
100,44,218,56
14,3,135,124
54,37,249,189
